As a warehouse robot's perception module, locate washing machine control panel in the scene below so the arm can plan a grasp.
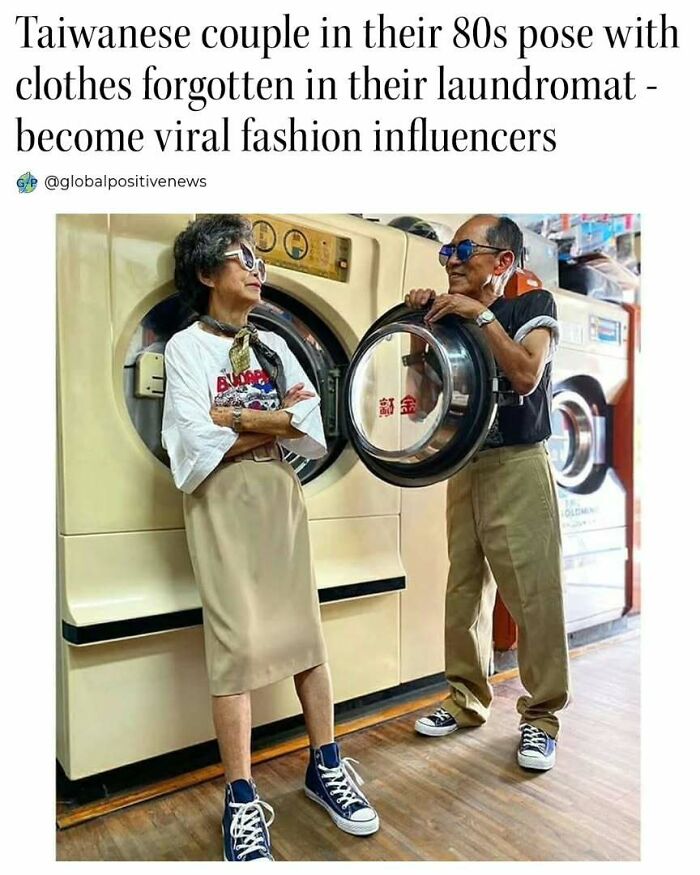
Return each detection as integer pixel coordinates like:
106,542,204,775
245,214,351,283
559,313,627,352
589,314,624,346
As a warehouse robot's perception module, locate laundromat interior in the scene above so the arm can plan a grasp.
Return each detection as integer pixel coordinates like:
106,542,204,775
56,212,641,861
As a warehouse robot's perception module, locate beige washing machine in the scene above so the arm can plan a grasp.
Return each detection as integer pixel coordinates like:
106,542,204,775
57,214,448,779
549,290,630,631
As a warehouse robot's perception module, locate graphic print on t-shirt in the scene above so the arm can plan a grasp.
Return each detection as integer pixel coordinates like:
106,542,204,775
214,368,280,411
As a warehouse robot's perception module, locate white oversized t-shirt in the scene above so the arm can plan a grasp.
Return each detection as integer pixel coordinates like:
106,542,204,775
162,322,327,493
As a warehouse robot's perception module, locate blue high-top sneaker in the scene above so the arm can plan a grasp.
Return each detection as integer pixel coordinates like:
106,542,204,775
222,778,275,862
517,723,557,771
304,742,379,836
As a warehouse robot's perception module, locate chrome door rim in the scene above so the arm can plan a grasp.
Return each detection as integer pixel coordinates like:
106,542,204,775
341,304,498,488
551,390,596,489
347,322,463,462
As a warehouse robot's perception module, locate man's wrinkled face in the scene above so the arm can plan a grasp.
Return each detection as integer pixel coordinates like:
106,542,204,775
445,218,502,298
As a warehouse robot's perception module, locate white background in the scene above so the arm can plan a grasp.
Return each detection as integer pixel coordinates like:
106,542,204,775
1,0,697,870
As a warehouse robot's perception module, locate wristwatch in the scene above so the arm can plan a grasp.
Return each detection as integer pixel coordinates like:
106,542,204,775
475,309,496,328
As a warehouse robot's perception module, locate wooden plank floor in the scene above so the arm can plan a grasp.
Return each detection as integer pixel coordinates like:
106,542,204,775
56,632,640,861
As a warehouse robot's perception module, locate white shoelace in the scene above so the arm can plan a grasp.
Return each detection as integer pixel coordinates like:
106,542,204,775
228,799,275,860
318,757,368,810
520,724,548,754
432,707,453,724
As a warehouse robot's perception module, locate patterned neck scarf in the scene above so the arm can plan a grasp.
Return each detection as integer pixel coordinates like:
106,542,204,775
200,315,287,400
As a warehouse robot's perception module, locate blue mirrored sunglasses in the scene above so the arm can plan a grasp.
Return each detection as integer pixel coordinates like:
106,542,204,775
438,239,503,266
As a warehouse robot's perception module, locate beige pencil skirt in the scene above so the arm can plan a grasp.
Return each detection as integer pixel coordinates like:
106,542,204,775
183,459,328,696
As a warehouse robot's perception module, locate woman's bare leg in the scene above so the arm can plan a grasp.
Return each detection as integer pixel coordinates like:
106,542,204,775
212,692,253,782
294,663,335,747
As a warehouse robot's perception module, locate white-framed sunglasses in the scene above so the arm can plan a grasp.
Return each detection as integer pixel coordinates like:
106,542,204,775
223,240,267,283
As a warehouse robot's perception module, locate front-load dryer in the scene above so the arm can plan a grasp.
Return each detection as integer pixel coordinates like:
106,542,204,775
57,214,411,778
550,290,630,632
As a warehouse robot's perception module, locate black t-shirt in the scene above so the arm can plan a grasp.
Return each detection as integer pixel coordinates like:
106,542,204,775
482,290,559,448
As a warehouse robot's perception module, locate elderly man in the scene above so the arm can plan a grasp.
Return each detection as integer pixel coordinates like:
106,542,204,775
408,214,570,770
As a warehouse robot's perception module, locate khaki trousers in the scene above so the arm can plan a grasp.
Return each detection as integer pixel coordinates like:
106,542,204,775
443,443,570,738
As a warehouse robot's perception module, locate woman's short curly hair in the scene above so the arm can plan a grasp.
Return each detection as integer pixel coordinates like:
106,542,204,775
173,214,253,315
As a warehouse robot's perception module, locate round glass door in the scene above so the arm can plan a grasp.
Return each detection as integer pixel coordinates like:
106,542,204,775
550,390,599,492
343,304,497,487
349,325,454,461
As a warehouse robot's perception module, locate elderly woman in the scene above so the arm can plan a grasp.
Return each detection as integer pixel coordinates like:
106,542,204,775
162,215,379,862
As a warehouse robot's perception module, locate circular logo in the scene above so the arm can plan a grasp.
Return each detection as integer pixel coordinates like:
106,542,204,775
283,229,309,261
252,220,277,253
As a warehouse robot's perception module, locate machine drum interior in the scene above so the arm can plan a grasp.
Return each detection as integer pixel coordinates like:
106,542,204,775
550,382,608,494
123,289,349,486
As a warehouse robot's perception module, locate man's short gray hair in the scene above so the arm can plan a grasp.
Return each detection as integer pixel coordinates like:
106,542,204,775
485,216,523,283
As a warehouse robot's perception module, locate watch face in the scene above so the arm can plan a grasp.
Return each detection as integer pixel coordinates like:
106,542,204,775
479,310,494,324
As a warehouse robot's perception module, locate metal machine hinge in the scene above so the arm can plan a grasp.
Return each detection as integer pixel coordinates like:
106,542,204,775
323,366,346,438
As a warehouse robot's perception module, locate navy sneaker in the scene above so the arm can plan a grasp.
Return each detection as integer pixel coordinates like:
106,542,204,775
304,742,379,836
517,723,556,770
222,779,274,862
414,706,459,737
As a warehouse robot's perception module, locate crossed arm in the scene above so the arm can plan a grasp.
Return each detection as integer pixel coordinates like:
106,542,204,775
210,383,312,459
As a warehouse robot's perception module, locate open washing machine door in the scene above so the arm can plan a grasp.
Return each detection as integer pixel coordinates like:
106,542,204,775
342,303,502,487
